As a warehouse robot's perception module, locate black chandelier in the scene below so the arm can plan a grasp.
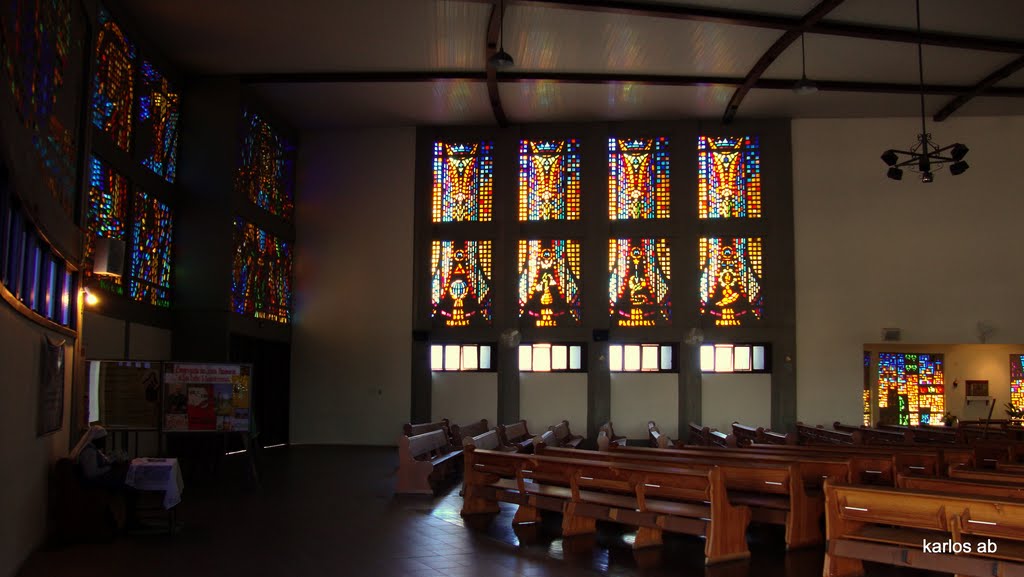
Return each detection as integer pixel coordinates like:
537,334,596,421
880,0,969,182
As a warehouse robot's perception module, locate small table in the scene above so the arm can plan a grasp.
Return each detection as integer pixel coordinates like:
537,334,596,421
125,458,184,510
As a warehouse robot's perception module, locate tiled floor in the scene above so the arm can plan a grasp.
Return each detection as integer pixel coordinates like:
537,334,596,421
18,446,943,577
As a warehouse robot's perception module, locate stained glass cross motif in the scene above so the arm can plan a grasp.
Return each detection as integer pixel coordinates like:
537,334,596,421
698,136,761,219
519,139,580,221
432,142,493,222
609,137,670,220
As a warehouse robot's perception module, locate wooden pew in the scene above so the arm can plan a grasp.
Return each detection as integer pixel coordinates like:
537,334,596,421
896,473,1024,500
465,429,516,452
796,423,854,445
498,420,534,452
744,442,951,478
549,420,583,448
731,422,761,447
833,421,910,444
537,443,828,549
761,429,798,445
709,430,731,448
598,421,627,447
461,443,752,565
688,422,711,446
878,423,958,444
648,421,673,448
947,464,1024,484
674,444,897,485
449,419,488,446
403,418,450,438
824,481,1024,577
396,429,461,494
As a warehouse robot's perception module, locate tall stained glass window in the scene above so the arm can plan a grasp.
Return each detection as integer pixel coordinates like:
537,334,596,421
609,137,669,220
878,353,945,426
698,136,761,219
1011,355,1024,410
518,240,581,327
431,240,492,327
232,220,292,324
699,237,762,326
519,139,580,221
91,6,135,151
86,156,128,260
609,238,671,327
236,109,294,221
129,191,172,307
864,352,871,426
432,142,493,222
137,60,179,182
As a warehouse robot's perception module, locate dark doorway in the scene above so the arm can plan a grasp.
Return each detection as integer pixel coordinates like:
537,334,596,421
230,334,290,447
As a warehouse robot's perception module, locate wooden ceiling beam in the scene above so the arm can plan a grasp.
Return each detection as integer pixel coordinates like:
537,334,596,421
933,55,1024,121
722,0,847,124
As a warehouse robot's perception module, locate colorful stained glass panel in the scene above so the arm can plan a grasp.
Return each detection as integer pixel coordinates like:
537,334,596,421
91,6,135,151
699,237,763,326
130,190,172,307
609,137,669,220
519,139,580,221
86,156,128,259
609,238,671,327
878,353,945,426
237,109,294,220
1012,355,1024,410
232,220,292,324
431,240,492,327
137,59,179,182
518,240,581,327
698,136,761,219
432,142,493,222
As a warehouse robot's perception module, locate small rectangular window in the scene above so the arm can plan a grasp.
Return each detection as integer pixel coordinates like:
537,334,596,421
431,344,495,372
520,343,586,372
701,343,771,373
609,343,676,372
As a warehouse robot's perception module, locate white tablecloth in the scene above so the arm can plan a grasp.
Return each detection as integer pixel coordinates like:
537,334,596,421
125,458,184,509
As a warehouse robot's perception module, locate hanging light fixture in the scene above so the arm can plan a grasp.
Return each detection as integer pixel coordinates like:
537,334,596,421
488,0,514,68
881,0,968,182
792,33,818,95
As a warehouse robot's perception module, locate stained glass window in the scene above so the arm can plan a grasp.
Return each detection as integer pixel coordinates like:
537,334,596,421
237,109,294,221
430,240,492,327
699,237,762,326
698,136,761,219
432,142,493,222
1,0,77,214
1012,355,1024,411
878,353,945,426
518,240,581,327
609,137,669,220
86,156,128,260
232,220,292,324
519,139,580,221
129,191,172,307
609,238,671,327
864,352,871,426
91,6,135,151
137,60,179,182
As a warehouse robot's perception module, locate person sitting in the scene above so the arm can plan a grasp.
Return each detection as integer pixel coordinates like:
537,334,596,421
70,425,138,527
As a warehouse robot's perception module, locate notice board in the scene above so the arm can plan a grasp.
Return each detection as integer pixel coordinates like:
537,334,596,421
163,363,252,432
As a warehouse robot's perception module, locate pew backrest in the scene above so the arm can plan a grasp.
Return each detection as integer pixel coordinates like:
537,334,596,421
450,419,488,444
500,420,532,445
403,419,450,438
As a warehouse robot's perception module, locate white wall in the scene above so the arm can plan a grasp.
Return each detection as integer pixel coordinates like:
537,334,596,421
702,373,772,432
290,128,415,445
431,372,497,429
610,373,678,439
0,304,74,577
520,373,588,436
82,312,172,361
793,116,1024,427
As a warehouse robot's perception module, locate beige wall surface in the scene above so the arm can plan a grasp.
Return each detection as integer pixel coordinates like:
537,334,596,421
793,116,1024,427
610,373,678,440
701,373,772,432
431,372,498,431
520,373,588,436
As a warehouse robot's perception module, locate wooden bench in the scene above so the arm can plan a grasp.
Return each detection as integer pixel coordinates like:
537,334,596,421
745,441,951,478
549,419,583,448
598,421,626,447
731,422,761,447
709,430,730,448
396,429,461,494
688,422,711,446
896,472,1024,500
673,444,894,485
761,429,798,445
648,421,673,448
461,443,752,565
879,423,958,444
833,421,911,444
537,443,828,549
796,422,854,445
498,420,534,452
449,418,488,446
824,481,1024,577
403,418,450,438
464,429,516,452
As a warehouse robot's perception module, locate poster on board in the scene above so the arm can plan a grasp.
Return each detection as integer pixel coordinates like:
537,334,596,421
164,363,251,432
86,361,161,428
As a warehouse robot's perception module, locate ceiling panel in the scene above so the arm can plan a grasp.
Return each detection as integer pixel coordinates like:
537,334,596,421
499,82,734,122
504,5,782,76
251,81,494,128
995,67,1024,88
740,90,1024,119
761,34,1020,86
121,0,490,74
825,0,1024,40
654,0,821,17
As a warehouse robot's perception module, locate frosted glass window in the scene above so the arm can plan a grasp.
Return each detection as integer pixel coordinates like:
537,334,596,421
533,344,552,372
700,345,715,371
432,344,494,371
431,345,444,371
715,345,734,373
444,345,461,371
609,345,623,371
660,345,673,370
463,345,479,370
734,346,751,371
480,345,492,370
519,345,533,371
624,345,641,372
552,345,568,370
753,346,766,371
569,346,582,370
641,345,659,371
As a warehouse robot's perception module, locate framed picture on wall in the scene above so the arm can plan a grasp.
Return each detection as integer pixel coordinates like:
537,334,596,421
38,337,65,436
966,380,989,398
